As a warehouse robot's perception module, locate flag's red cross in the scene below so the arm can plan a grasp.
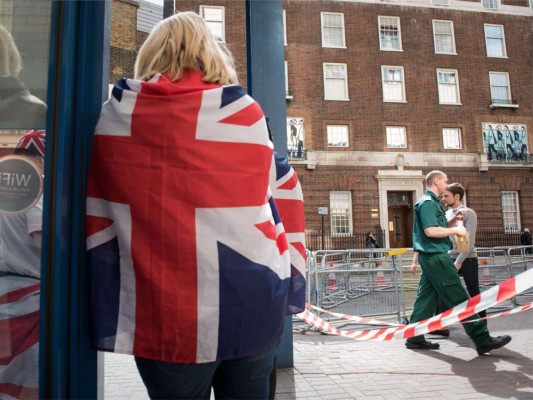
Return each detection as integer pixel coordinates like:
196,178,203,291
87,79,274,360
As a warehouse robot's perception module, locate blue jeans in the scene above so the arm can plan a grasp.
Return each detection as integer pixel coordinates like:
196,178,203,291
135,342,278,399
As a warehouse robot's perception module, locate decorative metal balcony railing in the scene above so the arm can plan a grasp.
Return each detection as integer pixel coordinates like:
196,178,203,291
287,149,307,161
490,98,519,108
487,152,532,163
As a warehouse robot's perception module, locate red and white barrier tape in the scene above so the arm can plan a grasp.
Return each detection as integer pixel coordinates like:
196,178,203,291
297,267,533,341
306,304,401,326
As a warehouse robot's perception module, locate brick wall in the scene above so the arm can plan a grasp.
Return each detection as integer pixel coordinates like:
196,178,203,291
110,0,139,83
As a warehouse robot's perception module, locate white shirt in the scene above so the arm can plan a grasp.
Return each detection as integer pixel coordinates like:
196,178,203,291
0,196,43,278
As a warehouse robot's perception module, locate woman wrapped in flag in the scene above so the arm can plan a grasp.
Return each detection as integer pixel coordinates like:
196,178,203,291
86,11,305,400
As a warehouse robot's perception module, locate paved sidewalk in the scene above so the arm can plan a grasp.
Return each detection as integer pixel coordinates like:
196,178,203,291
104,309,533,399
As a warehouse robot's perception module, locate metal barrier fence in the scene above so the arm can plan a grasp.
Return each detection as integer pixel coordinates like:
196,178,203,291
299,245,533,330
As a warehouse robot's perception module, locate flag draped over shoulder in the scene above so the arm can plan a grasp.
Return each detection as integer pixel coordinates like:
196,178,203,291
86,70,305,364
0,277,40,399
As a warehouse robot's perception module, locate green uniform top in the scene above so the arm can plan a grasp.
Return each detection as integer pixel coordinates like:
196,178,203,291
412,190,452,254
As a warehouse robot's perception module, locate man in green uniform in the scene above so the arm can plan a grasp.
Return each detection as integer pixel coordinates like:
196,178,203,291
407,170,511,355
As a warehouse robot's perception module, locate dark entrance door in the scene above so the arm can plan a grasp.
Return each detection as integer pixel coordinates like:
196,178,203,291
387,191,414,248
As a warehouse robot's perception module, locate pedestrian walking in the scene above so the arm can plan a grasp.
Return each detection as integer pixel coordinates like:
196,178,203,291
407,171,511,355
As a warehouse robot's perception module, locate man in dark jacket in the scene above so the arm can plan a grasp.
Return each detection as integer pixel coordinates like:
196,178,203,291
521,228,532,254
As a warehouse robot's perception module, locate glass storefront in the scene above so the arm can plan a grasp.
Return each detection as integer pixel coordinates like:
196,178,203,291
1,1,51,398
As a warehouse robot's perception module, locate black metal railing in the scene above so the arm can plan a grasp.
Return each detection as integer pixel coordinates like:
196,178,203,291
305,229,523,250
287,149,307,161
490,98,518,106
305,229,386,251
476,229,523,248
487,152,532,163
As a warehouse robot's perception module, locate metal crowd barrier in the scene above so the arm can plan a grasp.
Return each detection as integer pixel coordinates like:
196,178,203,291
297,245,532,332
302,249,408,329
505,245,533,305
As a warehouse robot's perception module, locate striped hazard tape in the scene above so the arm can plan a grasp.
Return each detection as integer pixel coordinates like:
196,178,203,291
297,267,533,341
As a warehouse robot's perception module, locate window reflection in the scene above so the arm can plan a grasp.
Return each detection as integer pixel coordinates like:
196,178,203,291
1,1,50,398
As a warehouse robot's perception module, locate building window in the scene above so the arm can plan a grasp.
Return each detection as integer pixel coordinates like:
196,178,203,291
286,117,305,159
386,126,407,148
381,66,405,102
327,125,349,147
285,61,291,99
321,12,345,48
501,192,520,231
283,9,287,46
330,191,352,235
432,0,451,5
489,72,512,105
378,16,402,51
437,69,460,104
484,24,506,58
433,20,456,54
482,0,500,10
482,123,528,162
442,128,462,149
0,0,13,31
200,5,225,41
323,63,349,101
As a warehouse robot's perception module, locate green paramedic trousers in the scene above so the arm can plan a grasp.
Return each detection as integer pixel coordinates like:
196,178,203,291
407,252,492,348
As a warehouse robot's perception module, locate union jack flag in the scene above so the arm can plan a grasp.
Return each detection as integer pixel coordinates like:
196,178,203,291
0,277,40,399
86,71,305,363
15,130,45,157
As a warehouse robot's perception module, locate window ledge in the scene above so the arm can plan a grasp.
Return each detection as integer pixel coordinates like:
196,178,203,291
379,48,404,52
324,98,350,101
435,52,458,55
439,102,462,106
490,103,519,109
383,100,407,103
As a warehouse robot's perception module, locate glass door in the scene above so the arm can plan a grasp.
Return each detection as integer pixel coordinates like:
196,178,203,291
0,1,51,398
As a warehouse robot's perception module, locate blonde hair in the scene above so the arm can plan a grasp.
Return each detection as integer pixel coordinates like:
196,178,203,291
134,12,238,84
0,24,22,76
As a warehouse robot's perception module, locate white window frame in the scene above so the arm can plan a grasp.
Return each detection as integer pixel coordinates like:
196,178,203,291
283,9,287,46
286,117,305,156
501,191,520,231
442,128,462,149
327,125,349,148
323,63,349,101
381,66,406,103
437,69,461,105
386,126,407,148
321,12,346,48
378,16,402,51
482,0,501,10
432,20,456,55
0,0,13,31
285,61,292,99
330,191,353,235
200,5,225,42
489,72,512,105
484,24,507,58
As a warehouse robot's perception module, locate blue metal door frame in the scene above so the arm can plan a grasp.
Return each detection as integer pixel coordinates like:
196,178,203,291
246,0,293,368
40,1,109,398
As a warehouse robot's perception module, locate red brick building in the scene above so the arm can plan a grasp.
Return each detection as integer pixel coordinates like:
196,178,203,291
175,0,533,247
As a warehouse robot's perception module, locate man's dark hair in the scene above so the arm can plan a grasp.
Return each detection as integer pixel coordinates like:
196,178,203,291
447,183,465,201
